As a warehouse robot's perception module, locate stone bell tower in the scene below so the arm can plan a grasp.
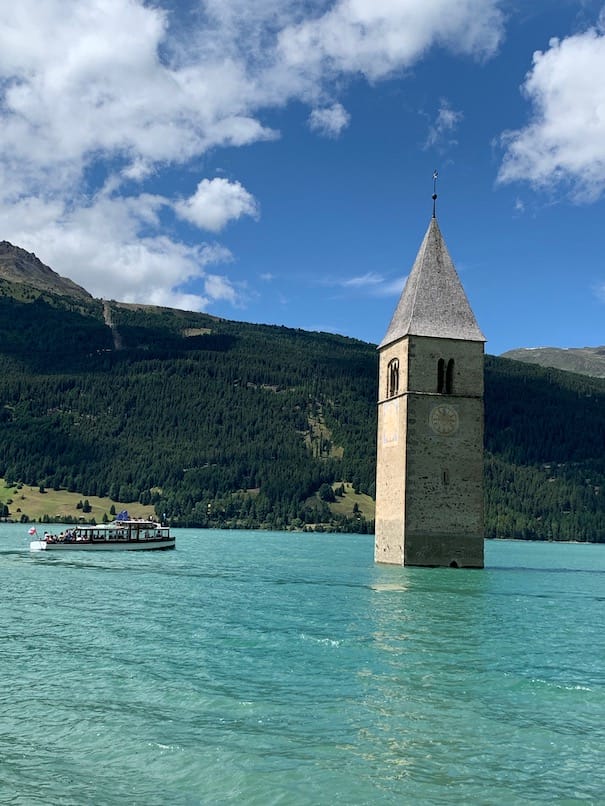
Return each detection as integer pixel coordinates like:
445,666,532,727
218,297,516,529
374,193,486,568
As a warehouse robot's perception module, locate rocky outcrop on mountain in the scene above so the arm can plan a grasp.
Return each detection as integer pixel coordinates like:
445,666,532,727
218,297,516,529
0,241,92,302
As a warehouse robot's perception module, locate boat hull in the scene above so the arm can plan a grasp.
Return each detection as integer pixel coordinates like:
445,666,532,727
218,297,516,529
30,539,175,551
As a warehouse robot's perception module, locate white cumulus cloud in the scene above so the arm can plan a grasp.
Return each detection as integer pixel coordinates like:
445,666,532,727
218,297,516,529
204,274,240,305
0,191,235,309
175,178,259,232
308,103,350,138
277,0,504,82
498,17,605,200
0,0,506,309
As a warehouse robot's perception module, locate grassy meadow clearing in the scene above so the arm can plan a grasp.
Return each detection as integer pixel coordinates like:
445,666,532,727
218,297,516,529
0,478,156,524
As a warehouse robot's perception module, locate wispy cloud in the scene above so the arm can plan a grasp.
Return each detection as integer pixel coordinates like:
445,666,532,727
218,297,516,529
377,276,408,297
203,274,239,305
308,103,350,138
321,272,406,297
340,272,385,289
423,99,463,150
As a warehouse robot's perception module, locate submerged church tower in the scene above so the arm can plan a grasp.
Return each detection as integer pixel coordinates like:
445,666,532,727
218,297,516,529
374,194,486,568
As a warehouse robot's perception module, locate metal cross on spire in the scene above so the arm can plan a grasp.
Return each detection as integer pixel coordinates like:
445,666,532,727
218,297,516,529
432,169,438,218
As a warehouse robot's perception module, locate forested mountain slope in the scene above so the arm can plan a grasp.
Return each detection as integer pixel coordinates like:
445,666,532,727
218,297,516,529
1,288,604,540
0,295,377,532
484,357,605,541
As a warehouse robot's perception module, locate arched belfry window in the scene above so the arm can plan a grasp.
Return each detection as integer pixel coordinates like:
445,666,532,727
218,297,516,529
446,359,454,394
437,359,445,393
437,358,455,394
387,358,399,398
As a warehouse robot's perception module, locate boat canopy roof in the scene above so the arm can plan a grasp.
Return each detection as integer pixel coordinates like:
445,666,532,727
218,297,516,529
74,519,164,531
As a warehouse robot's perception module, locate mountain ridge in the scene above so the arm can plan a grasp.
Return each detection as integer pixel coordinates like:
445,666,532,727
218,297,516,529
2,238,603,371
501,346,605,379
1,242,604,540
0,241,93,303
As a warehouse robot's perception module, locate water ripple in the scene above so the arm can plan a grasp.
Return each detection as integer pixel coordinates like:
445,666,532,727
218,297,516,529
1,527,604,804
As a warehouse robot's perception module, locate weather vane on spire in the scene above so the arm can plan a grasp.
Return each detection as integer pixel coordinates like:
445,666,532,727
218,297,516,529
432,169,438,219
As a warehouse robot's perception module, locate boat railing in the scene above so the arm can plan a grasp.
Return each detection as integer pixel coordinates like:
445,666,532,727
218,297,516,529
42,526,173,544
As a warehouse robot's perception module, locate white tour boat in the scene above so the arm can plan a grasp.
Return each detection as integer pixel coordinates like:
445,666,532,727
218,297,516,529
29,515,175,552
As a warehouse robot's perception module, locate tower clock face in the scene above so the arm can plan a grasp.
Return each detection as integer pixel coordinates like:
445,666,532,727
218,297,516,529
429,404,459,435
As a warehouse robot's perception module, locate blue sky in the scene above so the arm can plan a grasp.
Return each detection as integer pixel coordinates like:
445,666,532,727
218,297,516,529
1,1,604,355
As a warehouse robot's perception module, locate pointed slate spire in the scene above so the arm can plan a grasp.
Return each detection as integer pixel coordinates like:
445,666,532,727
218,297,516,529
379,217,485,348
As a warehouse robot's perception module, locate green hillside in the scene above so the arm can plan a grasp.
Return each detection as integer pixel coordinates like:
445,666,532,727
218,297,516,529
0,295,376,532
1,291,605,540
484,356,605,541
501,346,605,378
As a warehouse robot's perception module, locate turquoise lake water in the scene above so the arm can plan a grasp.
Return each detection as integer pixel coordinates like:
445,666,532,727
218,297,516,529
0,525,603,805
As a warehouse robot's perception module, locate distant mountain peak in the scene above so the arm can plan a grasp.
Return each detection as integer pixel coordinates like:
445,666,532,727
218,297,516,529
0,241,92,302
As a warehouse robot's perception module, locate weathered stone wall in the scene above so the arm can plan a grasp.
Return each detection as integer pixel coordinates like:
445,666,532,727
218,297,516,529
403,533,483,568
377,338,409,401
375,338,408,564
375,335,484,568
404,392,484,567
407,336,484,396
375,395,407,564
